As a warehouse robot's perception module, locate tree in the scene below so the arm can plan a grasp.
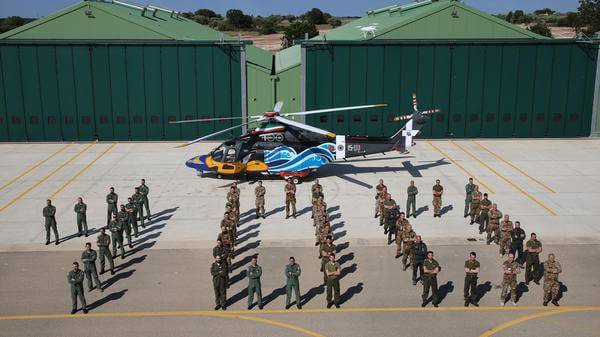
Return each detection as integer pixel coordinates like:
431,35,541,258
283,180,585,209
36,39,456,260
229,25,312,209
195,9,220,18
302,8,328,24
0,16,31,34
256,16,280,35
534,8,555,15
282,21,318,47
226,9,253,29
328,17,342,28
505,11,514,23
578,0,600,34
528,22,553,37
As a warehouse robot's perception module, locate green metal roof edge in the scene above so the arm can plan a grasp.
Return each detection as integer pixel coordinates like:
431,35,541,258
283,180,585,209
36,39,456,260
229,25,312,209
301,38,581,46
0,39,250,45
0,2,86,39
91,2,174,39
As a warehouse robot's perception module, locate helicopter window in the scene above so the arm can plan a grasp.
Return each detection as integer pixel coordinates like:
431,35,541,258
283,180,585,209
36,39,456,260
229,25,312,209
211,145,227,162
319,115,328,123
225,148,237,162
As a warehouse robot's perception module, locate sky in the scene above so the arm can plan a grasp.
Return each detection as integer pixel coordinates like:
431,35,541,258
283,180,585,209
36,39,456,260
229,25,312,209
0,0,581,18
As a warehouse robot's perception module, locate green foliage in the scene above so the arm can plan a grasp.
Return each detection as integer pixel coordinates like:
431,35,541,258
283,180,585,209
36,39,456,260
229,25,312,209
301,8,330,25
328,17,342,28
226,9,253,29
256,16,281,34
195,9,220,18
282,21,318,47
0,16,33,34
534,8,555,15
578,0,600,34
528,22,553,37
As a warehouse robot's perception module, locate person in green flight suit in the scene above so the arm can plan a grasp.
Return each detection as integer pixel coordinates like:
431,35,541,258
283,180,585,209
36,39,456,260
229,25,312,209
106,187,118,227
117,204,132,248
132,187,145,228
96,228,114,275
285,257,302,309
68,262,87,314
247,256,264,310
109,214,125,259
464,178,475,218
125,197,139,238
138,179,151,220
406,180,418,218
81,242,103,292
74,197,88,237
43,199,59,245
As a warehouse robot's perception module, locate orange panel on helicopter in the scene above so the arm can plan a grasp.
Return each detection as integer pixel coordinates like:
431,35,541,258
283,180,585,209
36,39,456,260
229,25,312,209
246,160,269,172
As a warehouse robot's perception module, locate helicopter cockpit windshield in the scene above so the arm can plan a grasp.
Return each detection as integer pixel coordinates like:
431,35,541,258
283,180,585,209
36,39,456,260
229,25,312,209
211,143,237,163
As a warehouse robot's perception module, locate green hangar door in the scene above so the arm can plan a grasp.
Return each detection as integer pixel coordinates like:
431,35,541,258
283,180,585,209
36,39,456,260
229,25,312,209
303,41,598,138
0,42,244,141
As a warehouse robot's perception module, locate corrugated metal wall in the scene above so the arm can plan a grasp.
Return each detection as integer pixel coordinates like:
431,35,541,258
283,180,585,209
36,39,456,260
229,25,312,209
0,41,244,141
304,40,598,138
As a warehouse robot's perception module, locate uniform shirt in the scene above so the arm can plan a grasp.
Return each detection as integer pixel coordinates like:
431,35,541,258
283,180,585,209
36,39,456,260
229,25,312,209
412,242,428,263
285,263,301,281
383,199,397,209
81,249,97,270
464,259,480,276
325,261,341,280
97,233,110,247
211,261,227,280
74,202,87,215
480,199,492,210
212,244,230,259
407,185,418,198
106,192,118,205
320,242,336,255
432,184,444,196
108,220,123,234
285,184,296,196
471,191,482,204
255,186,266,198
375,184,387,199
423,258,440,277
43,205,56,218
402,229,416,243
465,182,476,196
218,231,232,246
502,260,521,280
312,184,322,194
138,184,149,197
489,209,503,223
125,202,138,219
526,239,542,254
247,264,262,280
132,193,143,205
543,260,562,281
117,210,128,222
511,227,526,242
500,220,514,232
68,269,85,287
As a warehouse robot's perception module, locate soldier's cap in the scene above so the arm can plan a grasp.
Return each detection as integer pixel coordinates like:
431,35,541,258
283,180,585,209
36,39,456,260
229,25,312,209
73,261,79,265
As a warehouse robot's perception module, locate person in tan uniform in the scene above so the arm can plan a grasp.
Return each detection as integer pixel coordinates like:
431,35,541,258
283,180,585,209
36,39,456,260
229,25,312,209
285,180,297,218
432,179,443,217
254,181,266,219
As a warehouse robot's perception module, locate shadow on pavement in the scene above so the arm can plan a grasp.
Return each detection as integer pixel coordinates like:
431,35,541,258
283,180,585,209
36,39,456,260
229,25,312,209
262,286,286,307
437,281,454,303
88,289,128,310
339,282,364,305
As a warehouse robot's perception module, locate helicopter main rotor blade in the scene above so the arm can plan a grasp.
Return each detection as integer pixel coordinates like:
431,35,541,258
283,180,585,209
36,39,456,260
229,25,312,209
169,116,247,124
280,103,387,117
412,93,418,112
175,118,263,148
273,101,284,113
274,116,336,138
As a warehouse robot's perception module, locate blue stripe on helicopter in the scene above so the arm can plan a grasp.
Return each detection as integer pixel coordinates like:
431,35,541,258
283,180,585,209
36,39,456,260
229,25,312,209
266,143,335,173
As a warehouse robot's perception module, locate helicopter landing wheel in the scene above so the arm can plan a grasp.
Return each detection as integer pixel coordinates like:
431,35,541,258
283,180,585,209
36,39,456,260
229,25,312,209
291,177,301,185
217,174,223,179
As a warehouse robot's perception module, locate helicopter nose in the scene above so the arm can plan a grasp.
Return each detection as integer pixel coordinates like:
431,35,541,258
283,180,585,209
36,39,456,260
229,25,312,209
185,155,209,170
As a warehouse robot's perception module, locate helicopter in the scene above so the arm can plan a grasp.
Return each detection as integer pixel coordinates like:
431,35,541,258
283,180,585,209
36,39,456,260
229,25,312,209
171,93,439,183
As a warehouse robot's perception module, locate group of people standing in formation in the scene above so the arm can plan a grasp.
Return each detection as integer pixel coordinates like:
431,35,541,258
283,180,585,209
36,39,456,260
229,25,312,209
375,177,563,307
211,179,342,311
43,180,152,314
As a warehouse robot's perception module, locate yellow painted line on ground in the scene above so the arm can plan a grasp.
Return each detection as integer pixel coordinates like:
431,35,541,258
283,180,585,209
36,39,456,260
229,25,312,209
2,306,597,321
48,143,117,199
0,144,72,191
471,141,556,193
233,314,326,337
479,307,600,337
0,143,96,214
426,141,495,194
449,140,557,216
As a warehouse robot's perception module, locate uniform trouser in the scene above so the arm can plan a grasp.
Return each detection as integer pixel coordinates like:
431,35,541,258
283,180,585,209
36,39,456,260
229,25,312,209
433,197,442,215
247,280,262,307
255,200,265,217
71,285,87,310
413,261,424,282
464,274,477,301
378,205,385,225
401,244,413,267
501,277,517,302
510,242,524,263
137,205,145,227
499,232,511,255
525,254,540,283
98,247,114,272
422,276,438,303
470,205,480,222
45,220,59,243
464,197,472,216
487,223,499,242
387,224,396,243
374,199,380,216
395,239,403,256
286,281,301,307
285,198,296,216
543,278,560,302
479,211,489,232
406,197,416,216
77,215,88,235
111,233,125,258
123,221,133,247
84,265,101,290
213,278,227,307
143,196,151,218
326,278,340,304
128,216,139,237
107,204,117,226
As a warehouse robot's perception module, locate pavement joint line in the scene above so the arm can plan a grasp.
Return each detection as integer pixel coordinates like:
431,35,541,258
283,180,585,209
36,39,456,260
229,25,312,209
1,306,598,320
426,141,495,194
449,140,557,216
48,143,117,199
478,307,600,337
471,140,556,194
0,143,72,191
0,143,97,214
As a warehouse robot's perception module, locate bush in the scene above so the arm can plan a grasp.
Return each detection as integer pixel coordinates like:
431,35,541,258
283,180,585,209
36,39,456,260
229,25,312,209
195,9,220,18
226,9,253,29
257,16,280,34
328,17,342,28
282,21,318,46
301,8,328,25
528,22,553,37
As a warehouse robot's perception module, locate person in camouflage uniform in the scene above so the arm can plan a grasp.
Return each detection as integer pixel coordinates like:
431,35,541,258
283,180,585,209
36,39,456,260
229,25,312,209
382,193,397,233
386,205,400,245
132,187,145,228
479,193,492,234
106,187,118,227
211,255,228,311
469,185,482,225
406,180,418,218
137,179,151,220
499,214,514,256
117,204,132,249
43,199,59,245
125,197,139,238
81,242,102,292
316,223,332,249
109,214,125,259
400,222,416,270
375,179,387,218
487,203,502,245
254,180,266,219
464,178,476,218
320,236,335,260
284,180,297,218
542,253,562,306
500,253,520,306
218,226,234,269
395,212,410,258
74,197,88,237
432,179,444,218
213,238,231,285
96,228,114,275
311,180,323,219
